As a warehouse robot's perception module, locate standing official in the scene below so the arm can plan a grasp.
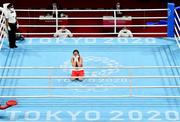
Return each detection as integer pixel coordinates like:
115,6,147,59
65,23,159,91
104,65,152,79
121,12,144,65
4,3,18,48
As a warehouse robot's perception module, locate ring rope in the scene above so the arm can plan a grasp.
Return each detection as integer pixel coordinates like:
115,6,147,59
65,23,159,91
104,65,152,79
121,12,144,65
0,19,5,31
175,10,180,23
0,66,180,69
19,104,180,107
19,25,167,28
0,86,180,89
0,95,179,98
17,17,168,20
174,36,180,48
16,32,167,35
175,27,180,39
15,8,168,12
175,19,180,32
0,76,180,79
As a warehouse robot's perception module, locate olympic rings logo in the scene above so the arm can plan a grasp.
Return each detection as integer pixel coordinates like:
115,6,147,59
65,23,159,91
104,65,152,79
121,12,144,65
57,56,128,92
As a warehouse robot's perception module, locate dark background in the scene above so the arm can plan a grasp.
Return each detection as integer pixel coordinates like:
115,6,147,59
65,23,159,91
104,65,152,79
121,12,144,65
0,0,180,9
1,0,177,37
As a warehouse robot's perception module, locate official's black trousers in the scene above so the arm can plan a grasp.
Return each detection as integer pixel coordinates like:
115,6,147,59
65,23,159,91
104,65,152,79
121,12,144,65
8,22,17,48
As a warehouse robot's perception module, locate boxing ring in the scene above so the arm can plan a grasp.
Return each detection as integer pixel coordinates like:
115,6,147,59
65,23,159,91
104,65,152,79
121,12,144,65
0,3,180,122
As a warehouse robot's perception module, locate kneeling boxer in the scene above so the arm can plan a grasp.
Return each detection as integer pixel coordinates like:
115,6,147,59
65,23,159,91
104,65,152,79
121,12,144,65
71,49,84,81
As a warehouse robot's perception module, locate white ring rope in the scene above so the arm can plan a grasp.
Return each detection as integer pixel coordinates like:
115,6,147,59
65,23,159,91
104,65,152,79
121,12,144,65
16,32,167,35
0,86,180,89
0,66,179,69
0,19,6,31
174,35,180,48
175,10,180,23
0,34,3,50
0,8,167,38
175,10,180,48
61,8,168,12
0,76,179,79
11,8,168,37
0,95,179,98
19,25,167,28
175,27,180,39
17,17,168,20
175,35,180,48
15,8,168,12
0,11,6,50
0,11,4,22
175,19,180,32
19,104,180,107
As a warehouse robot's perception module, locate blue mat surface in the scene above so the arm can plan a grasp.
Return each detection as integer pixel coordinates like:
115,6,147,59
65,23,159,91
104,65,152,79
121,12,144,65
0,37,180,121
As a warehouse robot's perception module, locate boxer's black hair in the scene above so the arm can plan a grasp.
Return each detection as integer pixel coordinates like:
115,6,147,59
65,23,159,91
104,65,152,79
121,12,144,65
7,3,13,9
73,49,79,54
